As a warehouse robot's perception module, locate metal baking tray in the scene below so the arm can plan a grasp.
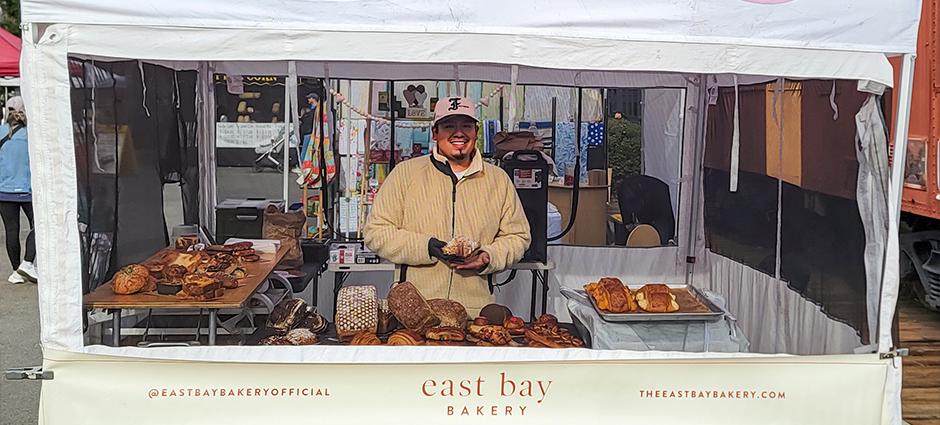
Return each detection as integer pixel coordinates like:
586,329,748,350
587,284,725,322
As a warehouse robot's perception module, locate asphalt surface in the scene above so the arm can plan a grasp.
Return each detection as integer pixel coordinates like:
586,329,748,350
0,167,295,425
0,210,41,425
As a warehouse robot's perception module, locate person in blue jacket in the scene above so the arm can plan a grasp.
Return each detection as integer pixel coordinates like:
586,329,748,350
0,96,36,283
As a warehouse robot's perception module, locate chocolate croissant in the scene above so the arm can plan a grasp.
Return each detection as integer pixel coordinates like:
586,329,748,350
425,326,466,342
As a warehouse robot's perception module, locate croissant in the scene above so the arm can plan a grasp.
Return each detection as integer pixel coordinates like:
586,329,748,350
635,283,673,299
350,331,382,346
636,292,680,313
387,329,425,346
586,277,636,313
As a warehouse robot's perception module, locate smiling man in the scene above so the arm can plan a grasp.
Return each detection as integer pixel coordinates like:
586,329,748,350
363,97,530,315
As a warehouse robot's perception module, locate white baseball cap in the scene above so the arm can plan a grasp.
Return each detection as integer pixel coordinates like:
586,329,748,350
433,96,478,125
5,96,24,114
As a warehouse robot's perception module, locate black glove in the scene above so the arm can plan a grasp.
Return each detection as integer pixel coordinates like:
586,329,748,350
428,238,448,261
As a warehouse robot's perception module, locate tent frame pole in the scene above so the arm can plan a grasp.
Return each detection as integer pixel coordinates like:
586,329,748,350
879,53,916,352
684,75,709,284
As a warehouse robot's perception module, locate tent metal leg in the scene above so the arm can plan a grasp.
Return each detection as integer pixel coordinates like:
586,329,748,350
208,310,218,345
110,309,121,347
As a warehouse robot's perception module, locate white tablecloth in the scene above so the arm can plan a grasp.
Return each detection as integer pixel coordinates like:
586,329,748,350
562,287,749,352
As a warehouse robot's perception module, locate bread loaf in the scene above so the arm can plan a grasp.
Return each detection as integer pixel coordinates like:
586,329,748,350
112,264,154,295
335,285,378,339
285,328,318,345
388,282,439,332
428,299,469,329
267,298,308,334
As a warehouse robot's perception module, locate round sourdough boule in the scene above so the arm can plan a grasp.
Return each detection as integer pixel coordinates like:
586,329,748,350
479,303,512,325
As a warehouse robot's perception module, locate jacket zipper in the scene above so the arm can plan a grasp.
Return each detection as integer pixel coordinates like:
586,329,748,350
446,176,458,299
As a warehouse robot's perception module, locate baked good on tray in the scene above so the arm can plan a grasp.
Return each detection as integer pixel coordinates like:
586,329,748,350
112,264,155,295
428,298,469,329
636,291,680,313
335,285,378,340
350,331,382,346
584,277,637,313
635,283,673,299
388,281,440,332
387,329,425,346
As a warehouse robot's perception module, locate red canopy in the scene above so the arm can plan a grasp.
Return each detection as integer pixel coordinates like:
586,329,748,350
0,28,21,77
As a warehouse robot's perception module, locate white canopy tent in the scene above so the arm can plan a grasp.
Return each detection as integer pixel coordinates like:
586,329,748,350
18,1,920,423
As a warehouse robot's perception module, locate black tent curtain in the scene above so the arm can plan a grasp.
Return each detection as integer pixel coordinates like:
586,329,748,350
702,79,871,344
70,59,199,293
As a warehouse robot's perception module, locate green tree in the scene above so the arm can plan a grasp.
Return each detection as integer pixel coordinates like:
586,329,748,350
607,116,642,186
1,0,20,37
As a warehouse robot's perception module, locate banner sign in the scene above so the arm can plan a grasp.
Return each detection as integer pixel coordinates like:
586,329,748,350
215,122,284,149
39,351,889,424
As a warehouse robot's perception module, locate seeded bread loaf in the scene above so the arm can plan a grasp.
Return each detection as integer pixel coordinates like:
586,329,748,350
388,281,440,332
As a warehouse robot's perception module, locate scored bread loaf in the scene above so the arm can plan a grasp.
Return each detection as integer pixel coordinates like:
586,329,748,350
428,298,469,329
335,285,378,339
266,298,308,334
388,281,440,332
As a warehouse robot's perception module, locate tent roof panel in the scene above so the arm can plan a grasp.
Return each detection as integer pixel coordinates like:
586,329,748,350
21,0,920,55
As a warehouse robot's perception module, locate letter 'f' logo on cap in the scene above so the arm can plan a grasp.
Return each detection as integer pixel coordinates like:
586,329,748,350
448,98,461,111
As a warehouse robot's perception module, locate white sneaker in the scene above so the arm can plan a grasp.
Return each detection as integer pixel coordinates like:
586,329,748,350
16,261,37,283
8,271,25,284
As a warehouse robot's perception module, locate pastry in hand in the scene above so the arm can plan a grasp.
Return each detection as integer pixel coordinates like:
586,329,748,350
387,329,425,346
442,236,479,258
636,291,680,313
350,331,382,346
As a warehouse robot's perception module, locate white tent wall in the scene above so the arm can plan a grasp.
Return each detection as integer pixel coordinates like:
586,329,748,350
15,1,920,421
642,88,685,219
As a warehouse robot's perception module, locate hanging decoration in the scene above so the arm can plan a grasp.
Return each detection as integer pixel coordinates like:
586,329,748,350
328,85,503,127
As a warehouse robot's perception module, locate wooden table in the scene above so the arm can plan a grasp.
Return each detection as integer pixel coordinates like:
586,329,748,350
84,244,289,346
548,183,610,246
